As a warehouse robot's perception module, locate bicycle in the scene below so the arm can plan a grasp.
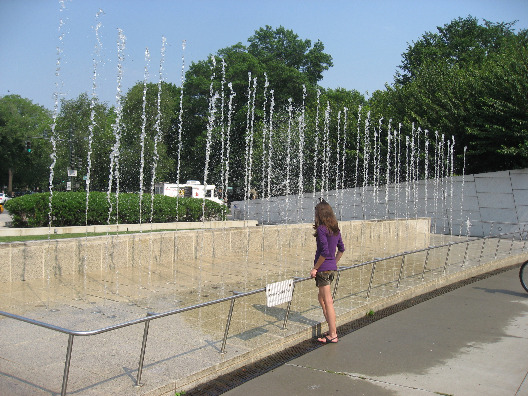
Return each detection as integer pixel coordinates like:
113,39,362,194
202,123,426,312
520,261,528,293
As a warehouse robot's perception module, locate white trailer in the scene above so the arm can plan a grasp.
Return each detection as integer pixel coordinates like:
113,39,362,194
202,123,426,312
154,180,224,204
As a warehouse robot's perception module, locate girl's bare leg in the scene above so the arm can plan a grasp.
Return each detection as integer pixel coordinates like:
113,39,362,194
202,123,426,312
318,285,337,341
318,287,328,319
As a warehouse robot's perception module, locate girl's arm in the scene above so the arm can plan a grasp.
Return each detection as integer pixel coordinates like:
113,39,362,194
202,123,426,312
335,250,343,264
310,255,326,277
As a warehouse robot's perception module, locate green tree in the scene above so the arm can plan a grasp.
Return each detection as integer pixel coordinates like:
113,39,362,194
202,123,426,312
396,16,518,85
0,95,51,193
182,45,267,199
181,26,334,199
374,16,528,175
248,25,333,86
119,81,179,192
54,93,115,192
310,88,365,189
466,34,528,172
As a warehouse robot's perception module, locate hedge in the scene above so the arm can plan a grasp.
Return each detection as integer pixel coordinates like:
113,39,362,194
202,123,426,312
4,192,227,228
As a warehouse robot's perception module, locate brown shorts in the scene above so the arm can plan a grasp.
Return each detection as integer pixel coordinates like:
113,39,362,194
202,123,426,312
315,270,337,287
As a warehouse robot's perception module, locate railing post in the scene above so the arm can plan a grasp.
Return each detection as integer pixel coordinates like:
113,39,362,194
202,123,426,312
509,231,516,256
332,269,341,300
61,334,74,396
397,255,406,288
443,244,452,275
282,279,301,330
494,236,501,259
366,261,377,299
478,237,486,264
462,240,470,268
421,248,431,281
479,223,494,264
221,292,239,354
136,312,154,387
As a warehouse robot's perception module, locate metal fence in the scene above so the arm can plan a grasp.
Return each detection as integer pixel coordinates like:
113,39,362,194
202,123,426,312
1,223,527,396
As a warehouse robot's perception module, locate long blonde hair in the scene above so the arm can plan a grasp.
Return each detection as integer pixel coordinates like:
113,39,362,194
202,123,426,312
313,200,340,236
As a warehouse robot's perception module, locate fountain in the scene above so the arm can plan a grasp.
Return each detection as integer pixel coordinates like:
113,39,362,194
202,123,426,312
3,5,527,396
0,1,459,341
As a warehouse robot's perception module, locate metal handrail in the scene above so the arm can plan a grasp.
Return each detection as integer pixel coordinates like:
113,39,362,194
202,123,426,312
0,227,526,395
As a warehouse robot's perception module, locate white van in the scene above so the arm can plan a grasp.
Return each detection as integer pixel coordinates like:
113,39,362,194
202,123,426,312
154,181,224,204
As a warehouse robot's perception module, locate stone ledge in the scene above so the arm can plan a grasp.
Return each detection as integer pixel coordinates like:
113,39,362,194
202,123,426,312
0,220,258,237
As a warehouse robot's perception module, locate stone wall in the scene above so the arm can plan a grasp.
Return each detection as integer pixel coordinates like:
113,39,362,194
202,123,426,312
232,169,528,237
0,218,429,283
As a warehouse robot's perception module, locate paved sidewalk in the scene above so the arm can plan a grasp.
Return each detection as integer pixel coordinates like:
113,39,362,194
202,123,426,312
196,267,528,396
0,208,11,226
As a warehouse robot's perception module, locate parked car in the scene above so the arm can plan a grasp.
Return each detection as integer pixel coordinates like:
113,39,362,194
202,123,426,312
13,191,33,197
0,193,7,205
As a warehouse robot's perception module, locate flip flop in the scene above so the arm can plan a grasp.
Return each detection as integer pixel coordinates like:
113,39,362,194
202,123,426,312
317,335,338,344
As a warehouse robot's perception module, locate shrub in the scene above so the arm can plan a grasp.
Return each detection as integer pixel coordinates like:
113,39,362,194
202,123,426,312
4,192,227,228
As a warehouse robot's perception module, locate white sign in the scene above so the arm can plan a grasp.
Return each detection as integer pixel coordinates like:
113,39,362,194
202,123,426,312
66,181,71,191
266,279,294,307
68,169,77,177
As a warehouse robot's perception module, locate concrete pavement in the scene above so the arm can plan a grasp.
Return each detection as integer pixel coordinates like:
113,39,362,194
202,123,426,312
0,208,11,226
191,266,528,396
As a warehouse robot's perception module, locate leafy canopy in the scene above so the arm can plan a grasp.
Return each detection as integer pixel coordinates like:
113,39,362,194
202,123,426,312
396,16,519,85
0,95,51,192
247,25,333,85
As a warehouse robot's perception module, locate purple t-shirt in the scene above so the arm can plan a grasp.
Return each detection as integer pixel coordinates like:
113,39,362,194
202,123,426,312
314,225,345,271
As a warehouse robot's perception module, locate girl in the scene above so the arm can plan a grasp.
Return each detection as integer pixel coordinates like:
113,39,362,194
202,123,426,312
310,199,345,344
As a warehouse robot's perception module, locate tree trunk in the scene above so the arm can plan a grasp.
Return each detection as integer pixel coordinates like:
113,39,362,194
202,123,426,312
8,168,13,195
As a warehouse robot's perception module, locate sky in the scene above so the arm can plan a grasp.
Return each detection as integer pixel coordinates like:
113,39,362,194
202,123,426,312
1,0,527,111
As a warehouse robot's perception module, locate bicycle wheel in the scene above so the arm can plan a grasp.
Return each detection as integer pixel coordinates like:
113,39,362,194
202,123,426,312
520,261,528,293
